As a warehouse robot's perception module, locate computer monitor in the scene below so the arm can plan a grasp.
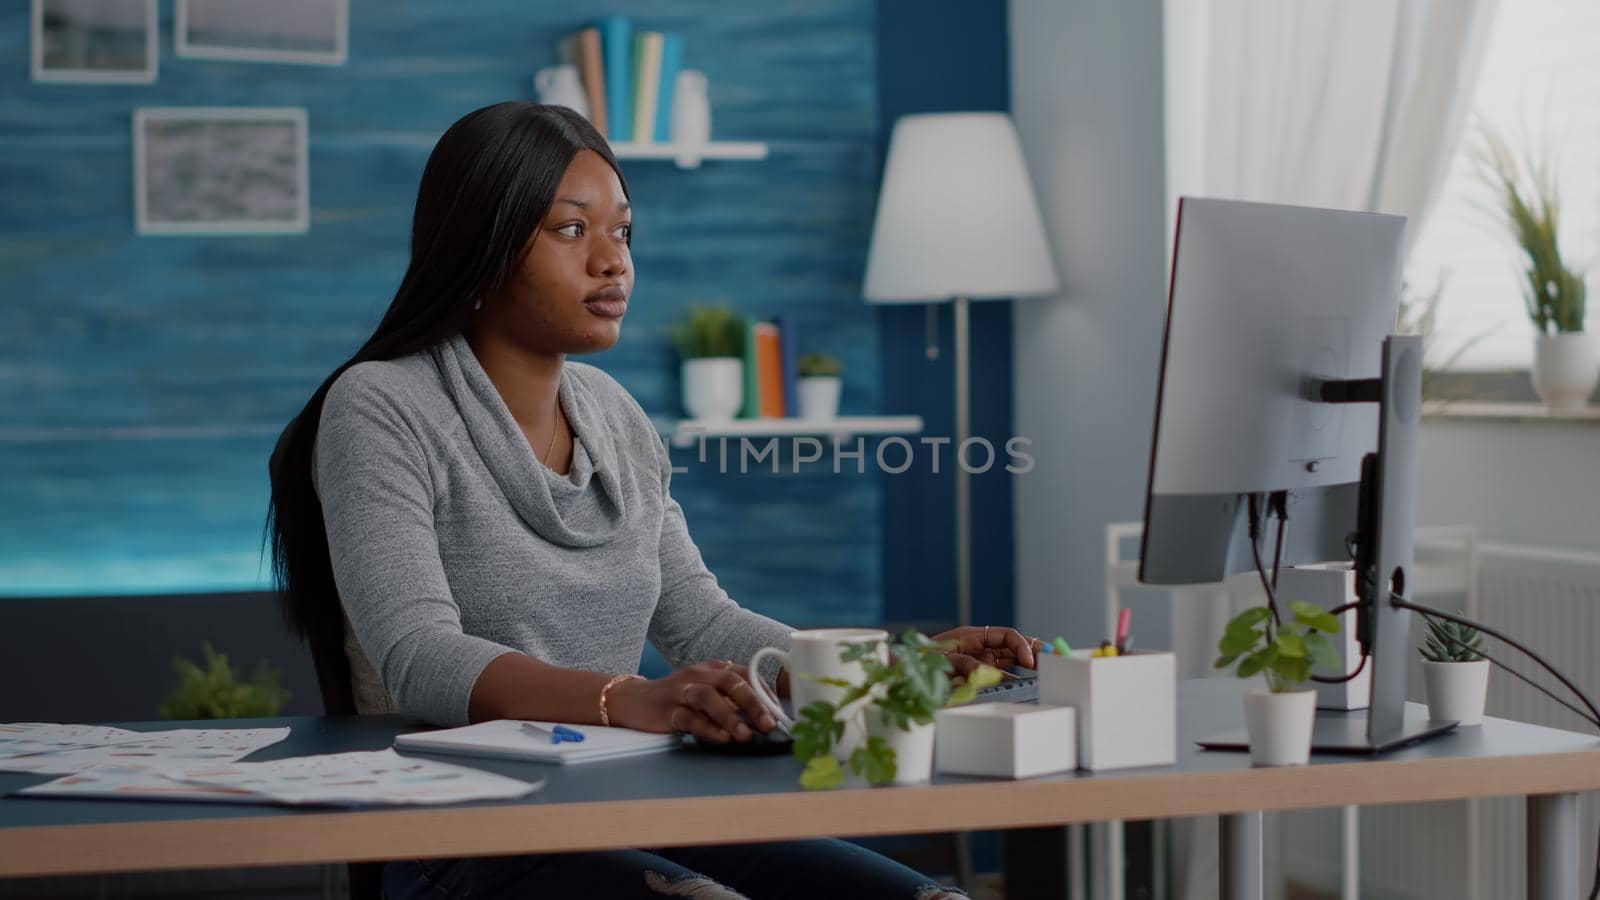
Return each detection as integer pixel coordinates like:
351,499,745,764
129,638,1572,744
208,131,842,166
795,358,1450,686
1140,196,1453,753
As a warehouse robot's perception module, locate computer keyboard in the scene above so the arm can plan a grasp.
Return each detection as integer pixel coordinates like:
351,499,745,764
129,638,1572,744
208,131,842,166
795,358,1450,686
974,674,1039,704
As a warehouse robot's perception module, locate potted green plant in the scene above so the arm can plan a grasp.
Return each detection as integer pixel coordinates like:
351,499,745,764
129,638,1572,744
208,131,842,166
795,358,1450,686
1472,127,1596,409
670,305,746,421
1215,602,1341,766
159,642,290,720
796,352,843,420
1419,618,1489,726
790,629,1001,789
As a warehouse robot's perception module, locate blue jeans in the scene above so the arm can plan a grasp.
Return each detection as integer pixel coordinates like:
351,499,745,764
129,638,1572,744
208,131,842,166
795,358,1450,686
381,839,966,899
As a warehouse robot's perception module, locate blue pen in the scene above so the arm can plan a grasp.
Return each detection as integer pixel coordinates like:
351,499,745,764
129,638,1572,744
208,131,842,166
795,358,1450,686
521,722,585,744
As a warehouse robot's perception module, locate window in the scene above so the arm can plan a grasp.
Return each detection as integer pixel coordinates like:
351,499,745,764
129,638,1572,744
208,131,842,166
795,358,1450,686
1406,0,1600,371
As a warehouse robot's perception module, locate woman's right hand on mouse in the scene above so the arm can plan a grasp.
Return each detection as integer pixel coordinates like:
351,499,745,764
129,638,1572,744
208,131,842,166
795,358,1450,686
605,660,778,745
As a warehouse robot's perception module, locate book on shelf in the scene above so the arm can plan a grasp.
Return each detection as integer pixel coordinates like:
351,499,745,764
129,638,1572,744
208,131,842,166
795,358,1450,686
752,321,786,418
598,16,633,141
631,32,664,145
654,33,684,142
574,27,607,137
773,313,798,418
740,317,761,419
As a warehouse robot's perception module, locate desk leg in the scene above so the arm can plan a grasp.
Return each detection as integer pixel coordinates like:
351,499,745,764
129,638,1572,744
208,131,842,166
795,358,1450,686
1219,812,1263,900
1527,792,1579,900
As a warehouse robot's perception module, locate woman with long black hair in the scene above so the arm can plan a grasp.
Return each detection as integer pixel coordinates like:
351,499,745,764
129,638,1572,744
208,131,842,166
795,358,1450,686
268,102,1037,899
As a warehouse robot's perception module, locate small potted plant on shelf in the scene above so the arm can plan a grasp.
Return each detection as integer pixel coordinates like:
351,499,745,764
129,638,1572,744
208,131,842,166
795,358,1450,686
1215,602,1341,766
671,305,746,421
1419,618,1490,726
796,352,844,420
159,642,291,720
790,629,1001,789
1472,126,1596,409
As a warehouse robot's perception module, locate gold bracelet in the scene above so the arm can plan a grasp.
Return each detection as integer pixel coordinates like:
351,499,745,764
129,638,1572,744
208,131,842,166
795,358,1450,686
598,673,644,727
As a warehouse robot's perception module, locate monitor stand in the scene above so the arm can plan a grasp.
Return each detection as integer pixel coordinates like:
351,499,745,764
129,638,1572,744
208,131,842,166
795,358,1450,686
1202,337,1459,757
1197,706,1458,755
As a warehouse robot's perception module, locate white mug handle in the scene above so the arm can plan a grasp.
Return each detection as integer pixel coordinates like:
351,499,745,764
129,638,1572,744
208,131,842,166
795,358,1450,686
746,647,793,731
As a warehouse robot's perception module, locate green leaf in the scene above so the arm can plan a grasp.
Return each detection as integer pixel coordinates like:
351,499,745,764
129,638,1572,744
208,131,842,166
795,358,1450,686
799,754,845,790
813,677,854,689
1214,653,1241,670
789,701,842,762
1270,655,1312,686
1275,632,1306,659
849,737,897,786
1224,607,1272,634
1287,601,1324,621
1237,647,1276,678
1218,628,1263,657
1303,632,1341,673
948,665,1003,707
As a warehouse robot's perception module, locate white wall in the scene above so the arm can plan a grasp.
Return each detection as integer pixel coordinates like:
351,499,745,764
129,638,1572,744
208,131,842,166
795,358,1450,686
1417,418,1600,552
1009,0,1169,645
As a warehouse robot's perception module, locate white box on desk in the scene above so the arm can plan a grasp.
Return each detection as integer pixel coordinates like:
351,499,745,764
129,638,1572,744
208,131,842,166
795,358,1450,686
1276,563,1370,711
1038,649,1176,771
934,702,1075,778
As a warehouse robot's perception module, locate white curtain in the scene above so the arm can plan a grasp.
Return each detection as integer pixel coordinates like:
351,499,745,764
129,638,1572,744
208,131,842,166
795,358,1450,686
1160,3,1499,899
1164,0,1500,257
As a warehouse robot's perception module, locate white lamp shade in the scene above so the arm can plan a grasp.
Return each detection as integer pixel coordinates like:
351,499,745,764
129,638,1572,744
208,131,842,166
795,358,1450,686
862,112,1059,303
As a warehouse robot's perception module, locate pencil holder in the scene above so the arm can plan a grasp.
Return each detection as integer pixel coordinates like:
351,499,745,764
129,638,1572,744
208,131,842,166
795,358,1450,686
934,702,1076,778
1038,649,1176,771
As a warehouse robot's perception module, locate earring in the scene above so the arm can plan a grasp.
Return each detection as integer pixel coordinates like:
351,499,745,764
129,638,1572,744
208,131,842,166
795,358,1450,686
473,298,482,311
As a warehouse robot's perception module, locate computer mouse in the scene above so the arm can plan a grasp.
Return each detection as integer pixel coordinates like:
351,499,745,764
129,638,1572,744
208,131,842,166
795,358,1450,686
685,724,794,756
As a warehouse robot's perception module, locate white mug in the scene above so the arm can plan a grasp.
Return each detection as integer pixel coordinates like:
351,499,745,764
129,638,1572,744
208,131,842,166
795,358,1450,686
748,628,888,732
535,64,590,119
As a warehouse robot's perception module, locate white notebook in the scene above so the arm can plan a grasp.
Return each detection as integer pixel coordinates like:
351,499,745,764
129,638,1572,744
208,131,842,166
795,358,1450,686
394,720,681,765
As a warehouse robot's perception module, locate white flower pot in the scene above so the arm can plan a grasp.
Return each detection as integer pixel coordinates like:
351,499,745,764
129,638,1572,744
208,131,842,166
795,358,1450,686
796,376,842,420
1532,332,1599,410
1244,688,1316,767
865,714,935,785
680,358,743,421
1423,659,1490,726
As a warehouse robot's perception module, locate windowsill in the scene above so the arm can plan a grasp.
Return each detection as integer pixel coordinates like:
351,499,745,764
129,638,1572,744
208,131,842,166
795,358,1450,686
1421,400,1600,424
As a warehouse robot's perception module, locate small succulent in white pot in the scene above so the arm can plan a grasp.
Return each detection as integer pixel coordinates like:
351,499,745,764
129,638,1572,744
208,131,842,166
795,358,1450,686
672,306,746,421
796,352,843,420
1420,618,1490,726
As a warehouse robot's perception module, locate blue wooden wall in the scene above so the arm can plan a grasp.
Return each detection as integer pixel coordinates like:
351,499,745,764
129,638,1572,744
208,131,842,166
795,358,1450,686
0,0,882,626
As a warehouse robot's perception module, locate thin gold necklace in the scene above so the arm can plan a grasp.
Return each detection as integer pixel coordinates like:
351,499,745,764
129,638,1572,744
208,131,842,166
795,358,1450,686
539,403,562,466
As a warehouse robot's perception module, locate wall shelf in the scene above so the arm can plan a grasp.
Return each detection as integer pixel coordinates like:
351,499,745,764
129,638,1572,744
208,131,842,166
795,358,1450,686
660,415,924,448
609,141,768,168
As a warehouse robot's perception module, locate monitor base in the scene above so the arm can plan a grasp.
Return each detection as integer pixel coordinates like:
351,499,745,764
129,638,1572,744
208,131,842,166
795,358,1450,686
1197,706,1458,755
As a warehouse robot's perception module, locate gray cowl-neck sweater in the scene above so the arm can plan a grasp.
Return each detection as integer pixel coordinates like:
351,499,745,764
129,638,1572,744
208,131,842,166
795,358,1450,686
312,332,792,726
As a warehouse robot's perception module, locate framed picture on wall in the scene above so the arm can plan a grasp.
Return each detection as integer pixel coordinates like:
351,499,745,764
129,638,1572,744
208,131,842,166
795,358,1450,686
133,108,311,236
175,0,348,66
31,0,158,84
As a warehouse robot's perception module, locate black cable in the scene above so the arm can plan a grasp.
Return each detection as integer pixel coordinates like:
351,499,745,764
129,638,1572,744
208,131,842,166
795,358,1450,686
1310,651,1368,685
1269,491,1288,591
1391,596,1600,728
1245,494,1282,626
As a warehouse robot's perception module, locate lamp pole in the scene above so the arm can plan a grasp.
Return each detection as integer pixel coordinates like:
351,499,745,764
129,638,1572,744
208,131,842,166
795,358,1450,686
953,294,971,628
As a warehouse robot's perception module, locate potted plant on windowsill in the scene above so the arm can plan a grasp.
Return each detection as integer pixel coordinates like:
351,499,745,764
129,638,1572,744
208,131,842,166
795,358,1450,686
1215,602,1341,766
1420,618,1490,726
790,629,1001,789
1473,127,1596,409
671,305,746,421
796,352,843,420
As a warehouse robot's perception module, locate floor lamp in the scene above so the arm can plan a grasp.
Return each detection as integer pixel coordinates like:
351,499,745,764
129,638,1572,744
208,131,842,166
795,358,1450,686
863,112,1059,629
